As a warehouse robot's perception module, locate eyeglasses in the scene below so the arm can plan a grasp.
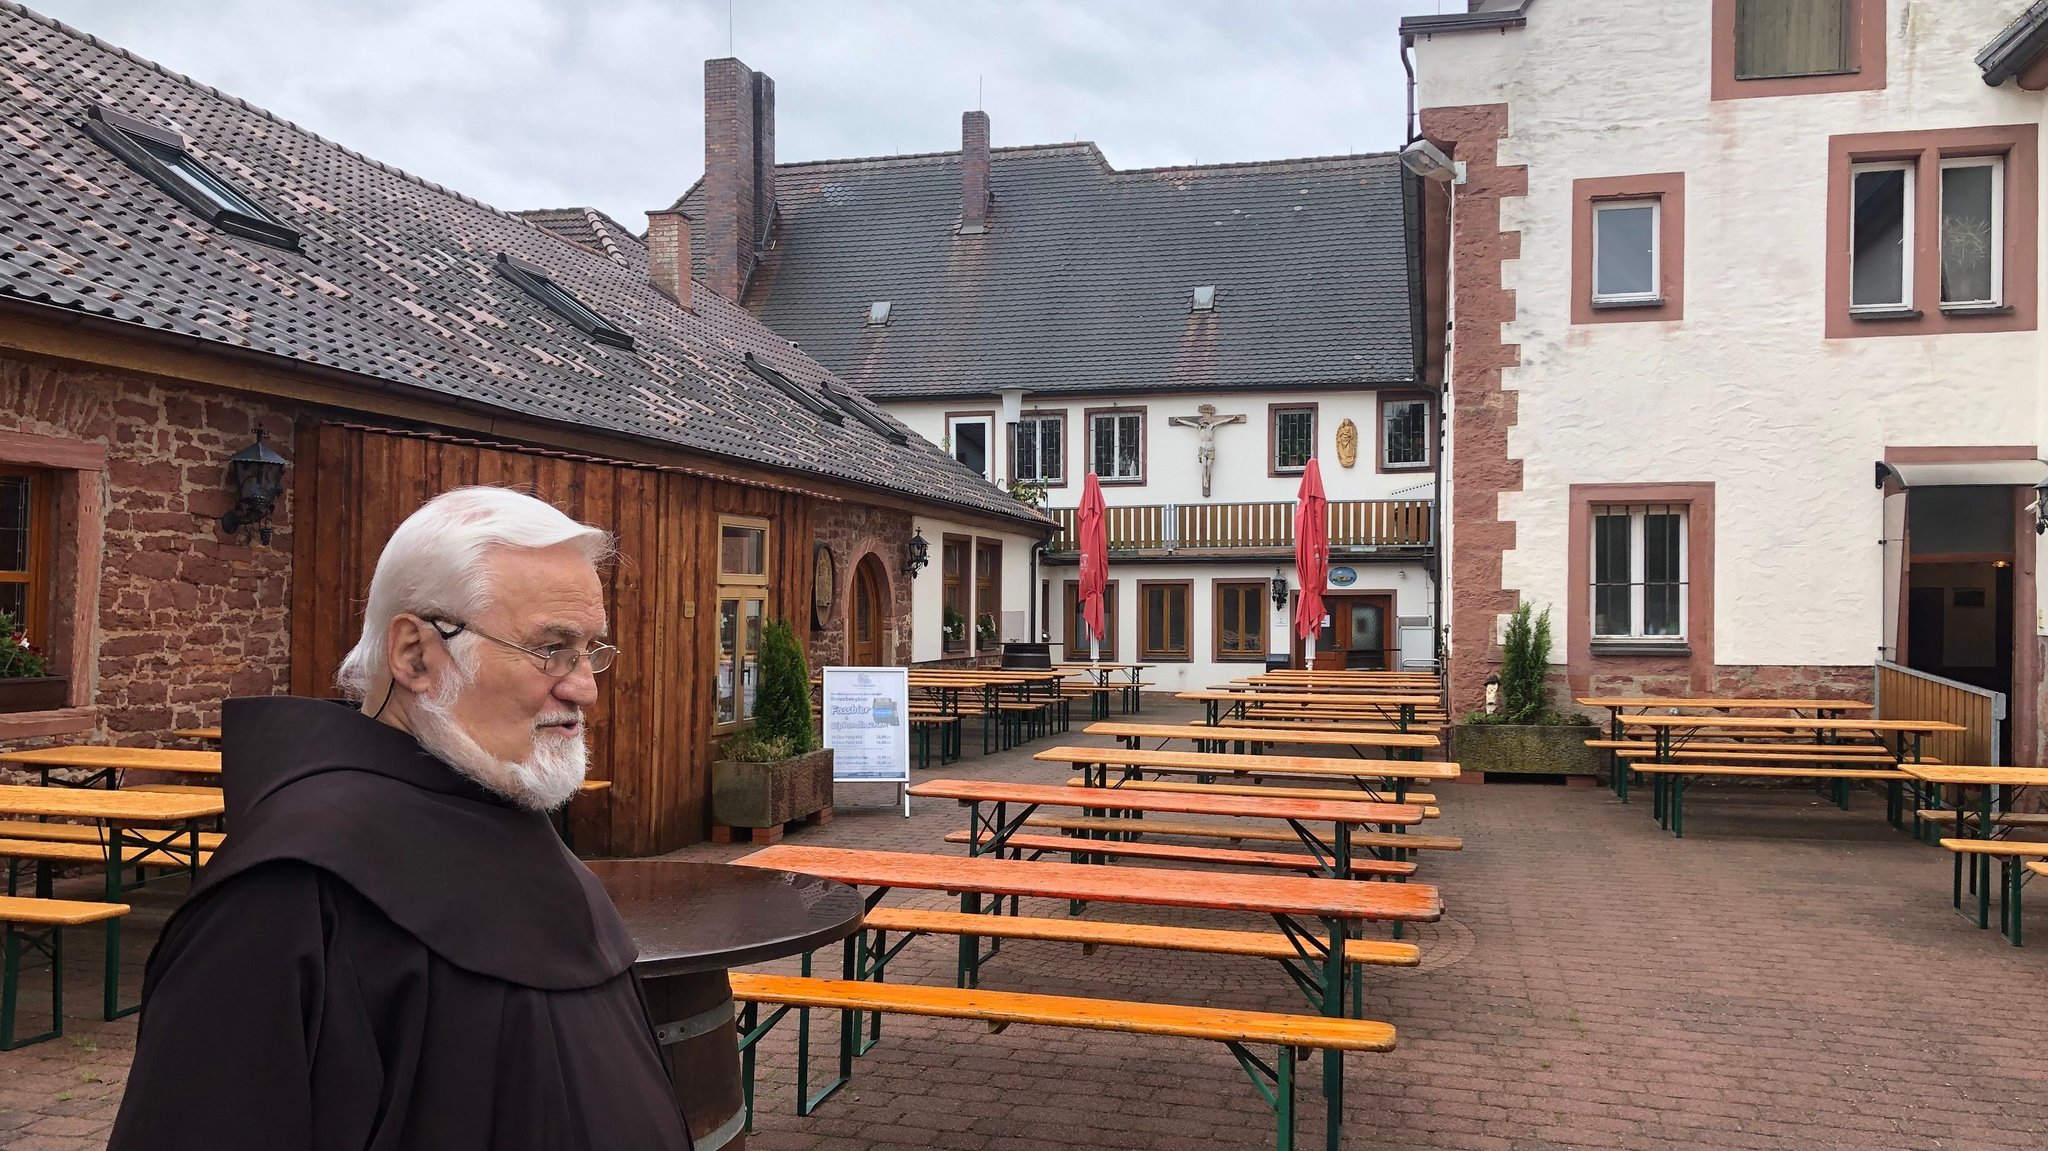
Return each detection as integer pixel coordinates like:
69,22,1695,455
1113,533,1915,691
426,618,617,677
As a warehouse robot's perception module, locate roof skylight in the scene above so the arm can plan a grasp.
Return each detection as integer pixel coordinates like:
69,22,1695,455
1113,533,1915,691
821,378,910,445
83,105,300,251
1191,285,1217,312
495,254,634,349
744,353,844,424
866,301,893,326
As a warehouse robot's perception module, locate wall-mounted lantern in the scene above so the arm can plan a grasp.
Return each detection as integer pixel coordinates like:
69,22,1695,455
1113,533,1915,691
221,426,288,544
1270,568,1289,609
904,528,930,578
2034,477,2048,535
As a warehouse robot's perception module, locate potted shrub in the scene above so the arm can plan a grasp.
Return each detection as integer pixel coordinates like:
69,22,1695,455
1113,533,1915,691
942,605,967,651
1451,603,1600,781
0,612,64,714
975,613,998,648
711,618,834,838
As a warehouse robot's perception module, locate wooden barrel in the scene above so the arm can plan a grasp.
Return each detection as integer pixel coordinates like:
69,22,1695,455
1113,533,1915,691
639,968,747,1151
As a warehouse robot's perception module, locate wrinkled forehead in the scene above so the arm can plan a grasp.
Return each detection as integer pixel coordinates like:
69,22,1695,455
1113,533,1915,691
478,543,609,640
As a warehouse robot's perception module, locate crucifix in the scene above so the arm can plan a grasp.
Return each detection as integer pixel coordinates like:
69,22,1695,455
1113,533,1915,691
1167,403,1246,498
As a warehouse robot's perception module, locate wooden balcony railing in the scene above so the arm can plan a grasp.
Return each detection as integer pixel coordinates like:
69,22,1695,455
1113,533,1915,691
1045,499,1432,554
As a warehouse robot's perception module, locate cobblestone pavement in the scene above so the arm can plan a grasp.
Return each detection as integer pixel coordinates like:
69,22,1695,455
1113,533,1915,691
7,699,2047,1149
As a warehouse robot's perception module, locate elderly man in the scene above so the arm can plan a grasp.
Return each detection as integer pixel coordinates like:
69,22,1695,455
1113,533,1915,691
108,487,692,1151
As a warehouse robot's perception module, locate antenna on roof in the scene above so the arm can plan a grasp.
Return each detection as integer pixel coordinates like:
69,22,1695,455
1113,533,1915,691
978,75,983,111
728,0,733,54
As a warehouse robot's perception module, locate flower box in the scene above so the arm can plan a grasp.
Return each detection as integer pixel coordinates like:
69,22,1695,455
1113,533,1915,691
0,677,68,715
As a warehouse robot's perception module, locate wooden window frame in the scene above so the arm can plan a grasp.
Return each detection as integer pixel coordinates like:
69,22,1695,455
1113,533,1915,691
717,514,773,587
1267,403,1318,477
1010,411,1069,488
1711,0,1886,101
1063,578,1119,662
974,538,1003,652
0,465,55,653
1084,406,1147,485
1375,392,1435,473
1137,580,1193,663
1571,173,1686,325
1825,125,2039,339
944,410,997,483
941,534,971,653
1212,579,1269,663
0,431,104,738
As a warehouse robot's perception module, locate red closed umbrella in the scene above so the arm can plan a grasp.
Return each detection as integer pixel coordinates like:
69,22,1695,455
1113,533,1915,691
1077,472,1110,662
1293,459,1329,662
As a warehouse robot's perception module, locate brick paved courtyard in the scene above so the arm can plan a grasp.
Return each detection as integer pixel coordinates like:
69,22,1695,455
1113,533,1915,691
6,699,2046,1149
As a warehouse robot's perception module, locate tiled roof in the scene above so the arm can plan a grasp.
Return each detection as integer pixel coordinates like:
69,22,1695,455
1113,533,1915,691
514,207,650,275
1398,0,1534,37
0,2,1044,528
670,143,1420,399
1979,1,2048,85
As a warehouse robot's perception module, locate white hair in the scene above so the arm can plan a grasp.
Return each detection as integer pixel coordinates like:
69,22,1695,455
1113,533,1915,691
336,487,612,698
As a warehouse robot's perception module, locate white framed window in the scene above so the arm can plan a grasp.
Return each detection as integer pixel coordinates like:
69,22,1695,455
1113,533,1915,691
1015,413,1064,483
1382,399,1430,470
946,414,995,482
1591,504,1688,641
1090,412,1143,481
1591,199,1660,304
1939,156,2003,308
1850,161,1914,311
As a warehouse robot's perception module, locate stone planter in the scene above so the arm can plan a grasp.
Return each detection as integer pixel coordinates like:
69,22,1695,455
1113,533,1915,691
711,748,835,831
1452,722,1601,780
0,677,67,714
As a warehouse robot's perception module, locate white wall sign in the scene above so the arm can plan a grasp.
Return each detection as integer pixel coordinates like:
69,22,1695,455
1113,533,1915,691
821,666,912,815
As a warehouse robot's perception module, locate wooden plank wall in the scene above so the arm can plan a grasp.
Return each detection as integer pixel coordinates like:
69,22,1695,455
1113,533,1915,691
290,423,814,855
1876,662,1996,769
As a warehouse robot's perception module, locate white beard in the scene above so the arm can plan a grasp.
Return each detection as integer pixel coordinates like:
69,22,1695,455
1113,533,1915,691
410,674,587,812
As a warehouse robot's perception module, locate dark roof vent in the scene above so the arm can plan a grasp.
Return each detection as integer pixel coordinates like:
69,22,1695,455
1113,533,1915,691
1191,285,1217,312
744,353,844,424
83,105,300,251
866,300,893,326
495,254,634,349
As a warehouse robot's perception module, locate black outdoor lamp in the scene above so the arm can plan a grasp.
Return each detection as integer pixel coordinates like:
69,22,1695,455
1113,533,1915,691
1270,569,1289,608
904,528,930,578
2034,477,2048,535
220,426,289,544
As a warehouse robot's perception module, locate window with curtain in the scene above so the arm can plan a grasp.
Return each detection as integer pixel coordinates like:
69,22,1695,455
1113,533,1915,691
1592,504,1689,641
1090,412,1143,480
1940,158,2002,307
1213,581,1267,661
715,516,773,727
1138,582,1191,661
1735,0,1850,80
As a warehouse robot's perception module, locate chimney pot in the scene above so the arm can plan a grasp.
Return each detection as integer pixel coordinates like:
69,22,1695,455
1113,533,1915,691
645,209,693,311
961,110,991,233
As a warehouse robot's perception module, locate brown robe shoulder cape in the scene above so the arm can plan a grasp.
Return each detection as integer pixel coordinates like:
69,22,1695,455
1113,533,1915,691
105,696,693,1151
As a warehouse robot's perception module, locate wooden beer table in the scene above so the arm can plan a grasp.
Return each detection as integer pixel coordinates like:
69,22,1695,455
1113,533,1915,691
0,746,220,788
1034,744,1458,801
1898,764,2048,937
1084,720,1439,760
1178,689,1435,731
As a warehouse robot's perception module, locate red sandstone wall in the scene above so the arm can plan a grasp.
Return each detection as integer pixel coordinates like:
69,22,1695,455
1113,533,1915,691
810,502,915,667
0,356,297,747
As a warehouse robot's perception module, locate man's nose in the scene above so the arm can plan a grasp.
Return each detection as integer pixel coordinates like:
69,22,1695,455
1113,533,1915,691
554,661,600,707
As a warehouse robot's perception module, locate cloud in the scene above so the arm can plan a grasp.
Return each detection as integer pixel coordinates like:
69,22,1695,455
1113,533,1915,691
29,0,1419,227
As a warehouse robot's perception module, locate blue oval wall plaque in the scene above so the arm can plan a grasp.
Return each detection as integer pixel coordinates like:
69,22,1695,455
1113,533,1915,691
1328,566,1358,587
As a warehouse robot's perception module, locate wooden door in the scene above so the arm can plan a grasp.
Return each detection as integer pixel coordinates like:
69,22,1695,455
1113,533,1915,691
851,556,886,666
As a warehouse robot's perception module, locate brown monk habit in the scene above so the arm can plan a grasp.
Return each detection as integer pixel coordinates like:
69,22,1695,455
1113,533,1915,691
107,696,693,1151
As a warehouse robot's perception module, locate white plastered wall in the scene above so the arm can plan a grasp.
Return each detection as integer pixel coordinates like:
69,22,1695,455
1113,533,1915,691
1413,0,2048,668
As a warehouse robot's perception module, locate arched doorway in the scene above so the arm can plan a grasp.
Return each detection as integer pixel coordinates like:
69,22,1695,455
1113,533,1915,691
849,554,888,666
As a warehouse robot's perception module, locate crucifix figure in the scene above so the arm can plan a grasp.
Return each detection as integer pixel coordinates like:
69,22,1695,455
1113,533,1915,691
1167,403,1246,498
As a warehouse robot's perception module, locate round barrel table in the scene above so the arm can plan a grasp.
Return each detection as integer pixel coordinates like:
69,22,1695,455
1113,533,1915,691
590,859,862,1151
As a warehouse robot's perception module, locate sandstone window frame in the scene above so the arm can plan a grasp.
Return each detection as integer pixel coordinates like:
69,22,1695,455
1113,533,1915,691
1567,482,1716,683
1711,0,1886,102
0,430,105,739
1571,174,1686,325
1825,124,2039,340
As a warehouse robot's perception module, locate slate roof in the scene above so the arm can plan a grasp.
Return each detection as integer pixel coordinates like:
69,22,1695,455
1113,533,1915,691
0,2,1043,528
514,207,650,275
1979,1,2048,85
669,143,1421,399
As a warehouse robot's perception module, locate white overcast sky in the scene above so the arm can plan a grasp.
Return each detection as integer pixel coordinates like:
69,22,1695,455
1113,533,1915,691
31,0,1440,227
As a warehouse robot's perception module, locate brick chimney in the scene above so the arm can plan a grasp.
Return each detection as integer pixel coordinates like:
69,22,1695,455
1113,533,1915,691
644,208,692,311
703,57,777,301
961,110,991,233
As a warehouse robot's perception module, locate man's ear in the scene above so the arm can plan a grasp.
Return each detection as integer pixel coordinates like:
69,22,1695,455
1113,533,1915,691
385,614,436,696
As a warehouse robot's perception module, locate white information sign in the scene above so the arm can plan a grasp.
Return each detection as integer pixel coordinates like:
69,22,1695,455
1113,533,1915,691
821,666,912,815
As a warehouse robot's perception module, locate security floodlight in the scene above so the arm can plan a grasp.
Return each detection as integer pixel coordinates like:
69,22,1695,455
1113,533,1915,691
1399,138,1465,185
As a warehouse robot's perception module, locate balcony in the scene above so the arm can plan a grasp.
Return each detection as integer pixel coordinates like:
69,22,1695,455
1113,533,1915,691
1044,499,1432,559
